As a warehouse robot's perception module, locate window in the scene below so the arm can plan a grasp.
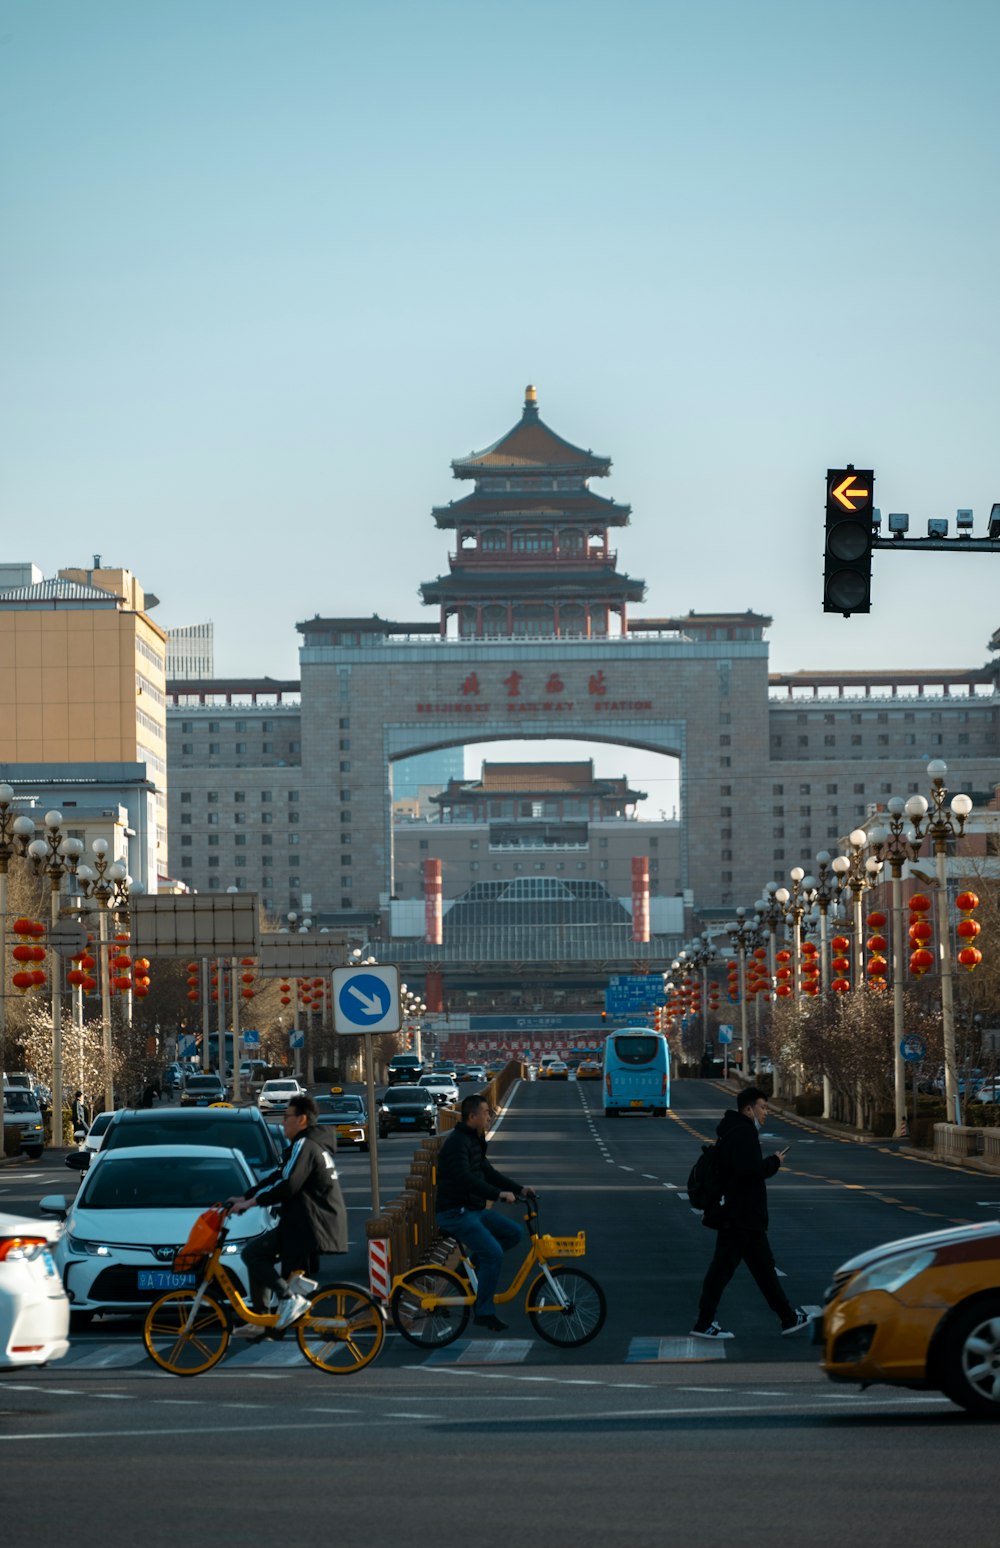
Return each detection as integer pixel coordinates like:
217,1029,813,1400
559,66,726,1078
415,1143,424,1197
341,897,352,909
419,839,428,851
234,856,246,868
235,742,247,754
720,784,732,796
598,838,608,849
235,834,246,847
720,756,731,767
341,854,351,866
339,718,350,730
339,789,350,802
877,712,888,723
850,713,862,724
261,812,273,825
719,712,731,724
207,792,219,804
772,805,784,817
719,734,731,746
851,735,862,746
262,720,274,732
827,783,838,794
208,721,220,733
824,735,835,746
288,791,299,802
207,813,219,826
720,806,732,817
340,811,351,824
181,721,193,733
233,813,245,826
288,834,300,846
181,835,192,847
181,743,193,755
180,856,192,868
288,742,300,753
209,742,220,754
341,835,351,846
235,720,247,732
798,736,809,747
262,834,272,846
799,784,811,794
208,857,220,869
823,714,835,725
721,849,733,861
958,733,970,744
773,826,784,838
772,784,784,795
234,792,245,803
288,811,300,824
262,855,273,867
877,735,889,746
262,791,272,803
340,761,350,773
800,805,811,817
772,737,782,748
796,712,808,723
208,835,220,847
773,849,785,860
905,734,916,745
262,743,273,753
181,792,192,804
181,814,192,826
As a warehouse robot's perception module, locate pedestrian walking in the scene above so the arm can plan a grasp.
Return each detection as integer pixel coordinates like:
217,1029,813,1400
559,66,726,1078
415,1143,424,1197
691,1085,811,1340
71,1090,89,1143
435,1092,536,1333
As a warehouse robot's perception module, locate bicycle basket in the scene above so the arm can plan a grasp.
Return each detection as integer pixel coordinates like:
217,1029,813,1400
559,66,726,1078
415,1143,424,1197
173,1208,226,1273
537,1232,586,1260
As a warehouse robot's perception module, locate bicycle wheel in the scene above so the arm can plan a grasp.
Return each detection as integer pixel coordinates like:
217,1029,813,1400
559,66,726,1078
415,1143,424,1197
525,1266,607,1348
390,1266,471,1348
297,1283,385,1374
143,1289,230,1376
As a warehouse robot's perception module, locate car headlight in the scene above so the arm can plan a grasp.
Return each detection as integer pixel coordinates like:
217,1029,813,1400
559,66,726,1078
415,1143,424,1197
67,1236,112,1256
838,1249,935,1301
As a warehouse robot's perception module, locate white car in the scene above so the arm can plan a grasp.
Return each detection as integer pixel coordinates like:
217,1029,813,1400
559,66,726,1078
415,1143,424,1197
257,1078,306,1115
0,1210,70,1367
3,1087,46,1159
418,1074,460,1107
41,1144,275,1325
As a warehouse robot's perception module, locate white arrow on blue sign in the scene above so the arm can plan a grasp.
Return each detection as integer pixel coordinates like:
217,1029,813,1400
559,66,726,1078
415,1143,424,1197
332,965,401,1035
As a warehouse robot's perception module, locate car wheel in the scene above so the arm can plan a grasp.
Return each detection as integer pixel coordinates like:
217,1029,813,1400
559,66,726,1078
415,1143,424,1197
939,1296,1000,1417
25,1148,44,1160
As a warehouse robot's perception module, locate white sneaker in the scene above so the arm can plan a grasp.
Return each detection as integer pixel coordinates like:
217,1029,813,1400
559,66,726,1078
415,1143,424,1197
780,1309,812,1336
230,1322,268,1341
690,1321,734,1340
274,1291,311,1330
286,1273,318,1295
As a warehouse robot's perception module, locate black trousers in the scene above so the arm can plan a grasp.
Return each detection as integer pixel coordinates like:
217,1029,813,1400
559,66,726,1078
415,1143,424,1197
697,1226,794,1327
241,1229,319,1311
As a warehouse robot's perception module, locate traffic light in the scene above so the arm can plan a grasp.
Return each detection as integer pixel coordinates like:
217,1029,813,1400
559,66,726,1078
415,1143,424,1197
824,466,875,615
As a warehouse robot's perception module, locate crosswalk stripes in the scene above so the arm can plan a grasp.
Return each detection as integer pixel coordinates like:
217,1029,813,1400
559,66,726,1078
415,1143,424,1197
626,1336,728,1363
419,1339,533,1366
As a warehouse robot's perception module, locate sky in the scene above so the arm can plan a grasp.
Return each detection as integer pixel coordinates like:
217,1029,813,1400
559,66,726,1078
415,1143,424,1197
3,0,999,811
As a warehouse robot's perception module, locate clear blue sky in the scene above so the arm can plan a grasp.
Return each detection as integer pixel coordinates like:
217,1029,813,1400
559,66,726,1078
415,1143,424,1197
3,0,999,733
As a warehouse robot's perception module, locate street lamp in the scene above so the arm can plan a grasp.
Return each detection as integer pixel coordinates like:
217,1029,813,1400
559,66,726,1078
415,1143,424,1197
755,884,786,1095
868,800,923,1137
0,786,35,1080
27,812,84,1133
904,760,973,1126
831,829,883,1129
76,839,139,1111
684,934,717,1062
726,909,759,1078
810,852,842,1118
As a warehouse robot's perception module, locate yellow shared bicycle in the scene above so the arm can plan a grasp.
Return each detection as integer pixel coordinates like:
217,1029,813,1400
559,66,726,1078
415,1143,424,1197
142,1206,384,1377
390,1200,607,1349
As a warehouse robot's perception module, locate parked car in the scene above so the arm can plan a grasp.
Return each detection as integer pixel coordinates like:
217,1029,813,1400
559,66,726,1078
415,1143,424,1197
258,1077,306,1115
84,1105,283,1182
314,1092,370,1149
819,1219,1000,1417
378,1087,436,1137
387,1054,424,1085
3,1087,46,1159
180,1072,228,1107
418,1073,460,1108
0,1209,70,1367
41,1145,274,1325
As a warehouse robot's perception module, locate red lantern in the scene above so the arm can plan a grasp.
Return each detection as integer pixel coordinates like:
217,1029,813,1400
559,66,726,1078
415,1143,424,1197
30,946,46,963
12,918,35,935
134,984,149,999
957,947,983,972
775,950,791,963
12,944,33,963
956,918,981,940
868,911,887,929
11,970,33,993
187,990,199,1001
241,972,254,984
831,936,850,953
241,988,254,1000
909,948,934,976
30,969,46,986
113,975,132,992
67,969,86,987
866,957,888,978
910,920,933,943
909,893,931,913
753,948,767,960
956,891,980,913
211,990,219,1001
81,953,95,970
867,934,888,954
280,996,291,1006
241,957,255,966
776,984,793,998
82,975,96,993
832,956,850,974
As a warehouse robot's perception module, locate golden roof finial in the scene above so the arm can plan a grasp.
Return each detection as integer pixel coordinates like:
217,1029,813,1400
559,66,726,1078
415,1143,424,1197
524,384,537,406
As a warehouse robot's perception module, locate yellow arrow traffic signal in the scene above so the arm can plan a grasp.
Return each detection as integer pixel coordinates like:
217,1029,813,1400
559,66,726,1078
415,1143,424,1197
832,474,871,511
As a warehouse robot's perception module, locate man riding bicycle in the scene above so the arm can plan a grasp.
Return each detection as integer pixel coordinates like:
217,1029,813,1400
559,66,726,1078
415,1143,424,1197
435,1092,536,1333
228,1094,347,1337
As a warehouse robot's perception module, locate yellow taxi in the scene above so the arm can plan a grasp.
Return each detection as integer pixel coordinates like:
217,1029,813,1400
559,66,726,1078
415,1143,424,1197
315,1090,370,1151
819,1220,1000,1417
576,1058,602,1080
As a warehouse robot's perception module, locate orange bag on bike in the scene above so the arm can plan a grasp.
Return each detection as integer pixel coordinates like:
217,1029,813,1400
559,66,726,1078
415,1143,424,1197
174,1208,226,1272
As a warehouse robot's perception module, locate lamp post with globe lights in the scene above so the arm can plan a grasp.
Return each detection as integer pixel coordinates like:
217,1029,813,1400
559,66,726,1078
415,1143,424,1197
26,813,85,1133
867,801,924,1137
904,760,974,1126
754,884,786,1094
75,840,143,1111
810,852,842,1118
726,908,759,1077
0,785,36,1081
772,867,815,1095
830,830,883,1128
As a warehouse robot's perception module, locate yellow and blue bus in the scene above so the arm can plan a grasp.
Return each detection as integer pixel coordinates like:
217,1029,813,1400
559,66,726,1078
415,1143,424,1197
602,1029,670,1117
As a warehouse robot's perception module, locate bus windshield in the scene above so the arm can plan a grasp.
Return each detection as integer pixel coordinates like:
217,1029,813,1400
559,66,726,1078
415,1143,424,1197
612,1036,660,1065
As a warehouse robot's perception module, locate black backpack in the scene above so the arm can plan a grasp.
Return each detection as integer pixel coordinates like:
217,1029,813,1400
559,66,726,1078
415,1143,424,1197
687,1141,726,1217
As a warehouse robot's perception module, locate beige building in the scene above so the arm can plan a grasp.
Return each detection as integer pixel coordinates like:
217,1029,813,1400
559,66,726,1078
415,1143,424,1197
0,561,169,883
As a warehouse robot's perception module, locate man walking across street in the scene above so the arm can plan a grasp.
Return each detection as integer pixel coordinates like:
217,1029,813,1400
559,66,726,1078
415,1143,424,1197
228,1093,347,1337
436,1092,536,1333
691,1085,811,1340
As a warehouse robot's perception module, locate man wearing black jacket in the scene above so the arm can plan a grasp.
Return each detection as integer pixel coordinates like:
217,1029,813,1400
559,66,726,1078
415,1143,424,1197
691,1086,810,1340
229,1094,348,1336
436,1092,535,1333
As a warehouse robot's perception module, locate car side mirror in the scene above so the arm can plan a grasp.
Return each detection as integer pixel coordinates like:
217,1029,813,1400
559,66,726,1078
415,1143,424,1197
39,1193,69,1218
64,1151,90,1173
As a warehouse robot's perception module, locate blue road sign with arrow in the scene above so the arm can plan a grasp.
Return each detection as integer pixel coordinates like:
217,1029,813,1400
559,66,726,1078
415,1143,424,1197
332,965,401,1035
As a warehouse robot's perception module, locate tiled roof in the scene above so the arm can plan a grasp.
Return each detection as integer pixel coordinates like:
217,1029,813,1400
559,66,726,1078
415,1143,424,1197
452,390,610,476
0,579,119,603
432,489,631,527
420,568,645,601
480,761,595,791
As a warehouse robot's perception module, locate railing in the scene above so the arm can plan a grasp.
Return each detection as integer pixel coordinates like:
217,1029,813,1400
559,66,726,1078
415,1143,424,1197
365,1061,524,1285
933,1123,986,1161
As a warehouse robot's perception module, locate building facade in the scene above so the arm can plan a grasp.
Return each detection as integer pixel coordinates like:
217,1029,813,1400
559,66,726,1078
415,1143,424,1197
164,388,1000,941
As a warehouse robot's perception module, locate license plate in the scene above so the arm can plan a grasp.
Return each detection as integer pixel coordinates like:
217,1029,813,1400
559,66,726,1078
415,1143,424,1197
399,1116,415,1123
40,1248,57,1278
137,1270,196,1290
630,1100,644,1108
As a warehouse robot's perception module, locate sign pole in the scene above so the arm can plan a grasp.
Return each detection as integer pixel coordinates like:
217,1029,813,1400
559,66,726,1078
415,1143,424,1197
364,1036,381,1214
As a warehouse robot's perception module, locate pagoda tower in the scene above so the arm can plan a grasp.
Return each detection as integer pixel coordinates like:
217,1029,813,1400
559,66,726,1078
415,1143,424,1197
420,386,645,638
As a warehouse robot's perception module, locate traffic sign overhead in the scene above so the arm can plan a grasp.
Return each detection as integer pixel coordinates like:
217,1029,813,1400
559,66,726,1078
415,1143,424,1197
332,965,401,1035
